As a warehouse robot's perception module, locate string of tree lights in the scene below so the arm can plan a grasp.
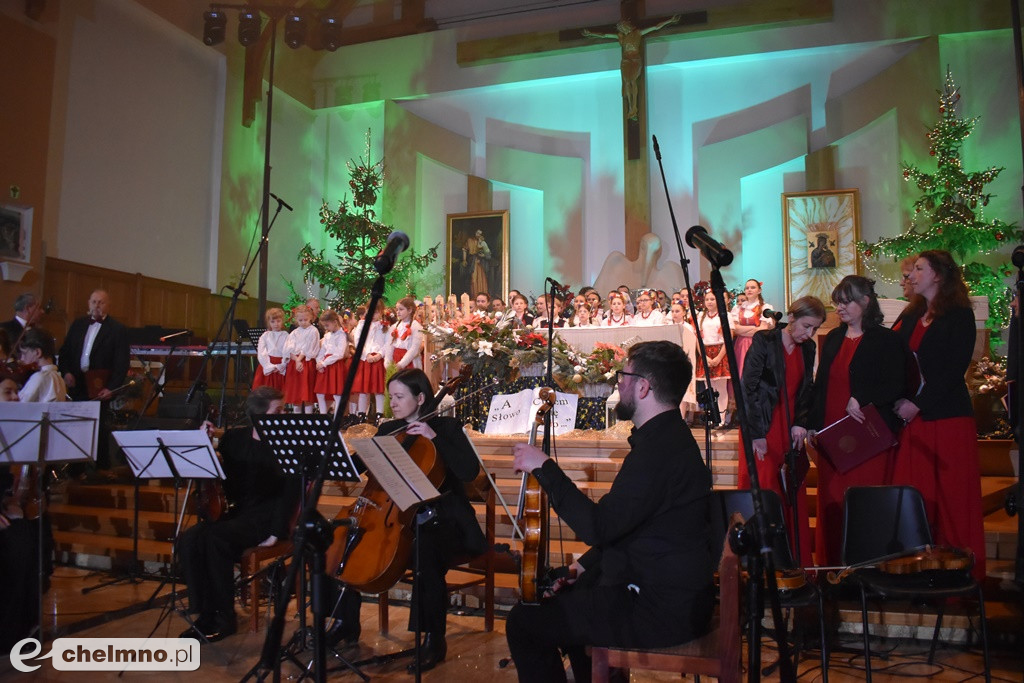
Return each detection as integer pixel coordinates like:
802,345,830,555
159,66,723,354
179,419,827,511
858,68,1022,339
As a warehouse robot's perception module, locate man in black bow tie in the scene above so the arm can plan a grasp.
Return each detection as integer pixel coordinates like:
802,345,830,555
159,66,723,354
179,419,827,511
1,292,41,350
58,289,129,402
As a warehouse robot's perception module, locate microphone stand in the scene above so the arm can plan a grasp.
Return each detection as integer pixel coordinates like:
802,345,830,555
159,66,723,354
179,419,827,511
651,136,720,469
185,198,286,428
652,135,795,682
244,256,391,683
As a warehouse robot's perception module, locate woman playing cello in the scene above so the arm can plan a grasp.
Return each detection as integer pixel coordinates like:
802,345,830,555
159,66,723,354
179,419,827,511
376,368,486,672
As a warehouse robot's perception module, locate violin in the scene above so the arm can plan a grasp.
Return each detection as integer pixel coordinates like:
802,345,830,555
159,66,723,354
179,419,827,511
826,545,974,584
326,369,472,594
517,387,557,604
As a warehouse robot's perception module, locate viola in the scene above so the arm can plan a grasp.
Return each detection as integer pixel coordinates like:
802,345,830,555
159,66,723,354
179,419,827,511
197,480,229,521
826,545,974,584
516,387,557,604
325,369,472,594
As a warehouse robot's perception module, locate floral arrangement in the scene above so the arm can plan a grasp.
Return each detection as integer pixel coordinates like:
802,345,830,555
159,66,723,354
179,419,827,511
557,341,628,393
430,312,518,379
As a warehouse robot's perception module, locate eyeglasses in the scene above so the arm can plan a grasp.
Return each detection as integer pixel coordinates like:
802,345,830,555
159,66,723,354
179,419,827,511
615,370,644,383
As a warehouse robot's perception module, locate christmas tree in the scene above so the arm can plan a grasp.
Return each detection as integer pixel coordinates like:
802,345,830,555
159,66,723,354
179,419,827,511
858,69,1021,338
288,130,438,311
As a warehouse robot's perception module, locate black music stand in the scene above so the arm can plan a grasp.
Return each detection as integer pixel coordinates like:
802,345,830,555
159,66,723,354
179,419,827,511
250,414,365,681
0,401,101,643
111,429,222,640
245,327,266,349
345,434,442,682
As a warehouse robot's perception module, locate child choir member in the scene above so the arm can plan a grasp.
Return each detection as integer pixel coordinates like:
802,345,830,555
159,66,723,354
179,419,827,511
693,290,730,420
253,307,288,391
388,296,425,369
602,292,632,327
631,289,664,326
351,301,389,417
730,279,774,376
282,305,320,413
510,294,534,328
315,310,349,416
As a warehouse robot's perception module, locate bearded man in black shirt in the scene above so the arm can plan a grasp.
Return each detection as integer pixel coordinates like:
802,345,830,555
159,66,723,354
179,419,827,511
507,340,714,682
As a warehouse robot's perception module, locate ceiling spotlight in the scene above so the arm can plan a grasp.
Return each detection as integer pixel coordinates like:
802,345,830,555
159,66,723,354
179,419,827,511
320,16,342,51
284,13,307,49
238,9,262,47
202,10,226,46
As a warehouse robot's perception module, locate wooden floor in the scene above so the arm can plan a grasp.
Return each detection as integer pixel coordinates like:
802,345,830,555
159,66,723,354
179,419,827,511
3,567,1023,682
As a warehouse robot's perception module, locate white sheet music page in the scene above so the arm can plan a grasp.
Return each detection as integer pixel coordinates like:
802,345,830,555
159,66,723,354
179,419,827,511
348,436,441,513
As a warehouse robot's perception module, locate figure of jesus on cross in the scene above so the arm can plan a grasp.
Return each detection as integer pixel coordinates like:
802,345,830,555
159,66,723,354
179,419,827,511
583,14,680,120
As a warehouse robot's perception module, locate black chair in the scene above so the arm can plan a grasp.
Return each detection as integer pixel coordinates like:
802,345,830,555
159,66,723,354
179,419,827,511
709,489,828,680
839,485,991,682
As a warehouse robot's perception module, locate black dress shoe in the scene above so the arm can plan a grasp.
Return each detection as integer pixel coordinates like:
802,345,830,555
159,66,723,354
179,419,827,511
179,616,215,640
406,633,446,674
324,619,360,648
201,621,237,644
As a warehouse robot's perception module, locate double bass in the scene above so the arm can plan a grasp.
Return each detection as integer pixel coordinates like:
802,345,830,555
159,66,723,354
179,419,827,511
325,368,470,594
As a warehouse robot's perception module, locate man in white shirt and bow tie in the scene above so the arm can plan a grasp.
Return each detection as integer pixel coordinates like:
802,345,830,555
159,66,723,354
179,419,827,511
57,289,129,402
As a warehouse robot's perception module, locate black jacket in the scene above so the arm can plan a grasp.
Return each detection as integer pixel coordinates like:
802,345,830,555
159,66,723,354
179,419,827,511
57,315,130,400
894,305,975,420
534,409,712,594
0,318,25,348
219,427,300,539
742,328,816,440
377,415,486,558
809,324,906,434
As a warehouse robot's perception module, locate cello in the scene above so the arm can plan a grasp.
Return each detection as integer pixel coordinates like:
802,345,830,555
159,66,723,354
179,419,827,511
325,368,471,594
516,387,556,604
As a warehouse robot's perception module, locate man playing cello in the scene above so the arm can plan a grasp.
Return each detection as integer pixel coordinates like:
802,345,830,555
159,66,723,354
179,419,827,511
507,340,714,682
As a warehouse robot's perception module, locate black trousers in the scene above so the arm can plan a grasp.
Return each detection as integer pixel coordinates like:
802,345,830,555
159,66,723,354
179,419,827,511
505,582,714,683
0,518,43,651
407,512,476,637
177,512,269,620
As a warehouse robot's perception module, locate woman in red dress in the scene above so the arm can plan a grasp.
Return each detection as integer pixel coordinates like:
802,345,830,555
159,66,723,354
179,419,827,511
892,250,986,581
808,276,906,567
739,296,826,567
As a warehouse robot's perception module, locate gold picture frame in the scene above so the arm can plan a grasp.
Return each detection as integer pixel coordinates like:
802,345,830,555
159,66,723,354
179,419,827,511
782,189,860,307
446,210,509,300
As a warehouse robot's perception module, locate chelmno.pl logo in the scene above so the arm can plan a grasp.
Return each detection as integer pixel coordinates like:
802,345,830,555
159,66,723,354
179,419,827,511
10,638,200,672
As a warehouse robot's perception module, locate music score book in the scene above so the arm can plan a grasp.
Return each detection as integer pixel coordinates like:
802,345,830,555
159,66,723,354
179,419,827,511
347,436,441,513
814,403,897,474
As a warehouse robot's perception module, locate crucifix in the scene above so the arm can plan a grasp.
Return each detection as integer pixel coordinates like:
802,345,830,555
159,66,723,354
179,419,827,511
580,2,685,259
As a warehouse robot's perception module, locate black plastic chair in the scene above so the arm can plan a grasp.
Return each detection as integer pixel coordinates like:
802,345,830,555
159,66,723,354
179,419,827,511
709,489,828,681
839,485,991,682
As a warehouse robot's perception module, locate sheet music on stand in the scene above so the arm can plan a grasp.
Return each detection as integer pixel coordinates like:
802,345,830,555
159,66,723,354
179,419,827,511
0,401,100,464
254,414,361,483
111,430,223,480
244,327,266,349
347,436,441,512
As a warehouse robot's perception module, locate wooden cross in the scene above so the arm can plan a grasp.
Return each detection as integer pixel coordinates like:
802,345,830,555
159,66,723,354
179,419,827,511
457,0,833,260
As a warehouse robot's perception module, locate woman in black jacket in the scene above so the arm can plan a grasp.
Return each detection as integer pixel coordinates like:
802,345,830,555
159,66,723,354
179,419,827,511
891,250,985,580
740,296,825,566
808,276,906,567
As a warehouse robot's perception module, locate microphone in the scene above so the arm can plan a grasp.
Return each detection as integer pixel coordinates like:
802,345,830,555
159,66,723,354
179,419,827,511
652,134,662,161
545,277,571,295
331,517,358,528
373,230,410,274
159,330,192,342
685,225,734,268
1013,244,1024,269
269,192,293,211
763,310,784,323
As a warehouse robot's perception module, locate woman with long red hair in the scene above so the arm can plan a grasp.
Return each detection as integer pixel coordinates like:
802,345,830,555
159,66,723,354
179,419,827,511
892,250,986,580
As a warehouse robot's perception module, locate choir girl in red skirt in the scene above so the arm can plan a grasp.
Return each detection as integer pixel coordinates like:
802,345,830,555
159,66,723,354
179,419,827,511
351,301,389,418
283,304,321,413
387,296,424,370
252,307,287,391
315,309,349,416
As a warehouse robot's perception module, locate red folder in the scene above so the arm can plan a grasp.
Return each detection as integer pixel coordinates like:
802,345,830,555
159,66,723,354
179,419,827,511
814,404,897,474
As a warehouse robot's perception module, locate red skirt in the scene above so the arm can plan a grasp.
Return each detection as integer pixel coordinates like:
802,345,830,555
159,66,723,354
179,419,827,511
695,343,730,379
283,358,316,403
252,356,284,391
352,358,385,394
315,356,348,395
891,416,986,582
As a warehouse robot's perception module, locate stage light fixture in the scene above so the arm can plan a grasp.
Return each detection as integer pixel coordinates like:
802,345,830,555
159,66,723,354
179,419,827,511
202,10,226,46
237,9,262,47
320,16,342,51
284,12,307,49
